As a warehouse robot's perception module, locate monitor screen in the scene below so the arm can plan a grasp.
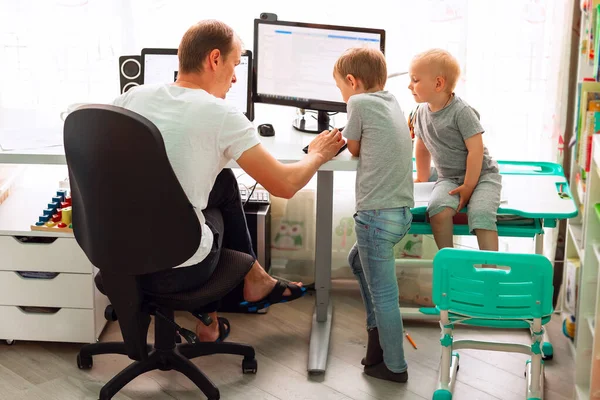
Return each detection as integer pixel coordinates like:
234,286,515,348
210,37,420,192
140,48,254,120
253,20,385,114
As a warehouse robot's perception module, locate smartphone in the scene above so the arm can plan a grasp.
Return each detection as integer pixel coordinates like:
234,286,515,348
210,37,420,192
303,142,348,156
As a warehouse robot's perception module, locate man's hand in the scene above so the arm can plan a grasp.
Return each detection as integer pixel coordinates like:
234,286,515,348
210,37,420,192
449,184,474,212
308,128,345,161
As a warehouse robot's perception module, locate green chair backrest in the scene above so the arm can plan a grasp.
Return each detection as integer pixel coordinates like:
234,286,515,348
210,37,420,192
432,248,554,320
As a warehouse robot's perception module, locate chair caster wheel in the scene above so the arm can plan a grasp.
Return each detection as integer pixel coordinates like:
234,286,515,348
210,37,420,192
5,339,14,345
104,305,117,321
242,357,257,374
77,353,93,370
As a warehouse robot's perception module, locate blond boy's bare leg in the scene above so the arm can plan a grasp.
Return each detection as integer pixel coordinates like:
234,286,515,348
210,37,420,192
430,207,455,249
474,229,499,251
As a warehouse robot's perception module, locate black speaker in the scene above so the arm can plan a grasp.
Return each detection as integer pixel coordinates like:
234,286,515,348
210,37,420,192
118,55,142,94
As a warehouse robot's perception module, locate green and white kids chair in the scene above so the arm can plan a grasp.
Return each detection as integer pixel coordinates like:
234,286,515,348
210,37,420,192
432,248,554,400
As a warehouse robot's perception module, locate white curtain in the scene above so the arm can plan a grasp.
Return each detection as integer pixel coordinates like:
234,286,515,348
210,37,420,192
0,0,572,158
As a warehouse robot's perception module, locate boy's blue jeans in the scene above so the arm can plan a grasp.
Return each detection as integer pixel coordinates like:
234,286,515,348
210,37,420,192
348,207,412,373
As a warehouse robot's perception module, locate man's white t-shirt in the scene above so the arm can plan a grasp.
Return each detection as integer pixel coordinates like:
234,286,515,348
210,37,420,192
113,83,260,268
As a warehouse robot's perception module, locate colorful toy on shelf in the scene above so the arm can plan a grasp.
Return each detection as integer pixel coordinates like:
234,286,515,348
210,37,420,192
562,314,576,341
30,190,73,233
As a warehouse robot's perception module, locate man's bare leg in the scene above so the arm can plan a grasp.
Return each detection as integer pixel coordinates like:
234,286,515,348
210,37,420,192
196,312,220,342
430,207,456,249
195,261,301,340
242,260,301,303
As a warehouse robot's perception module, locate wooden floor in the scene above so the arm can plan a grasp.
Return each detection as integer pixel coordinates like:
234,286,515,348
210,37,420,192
0,280,574,400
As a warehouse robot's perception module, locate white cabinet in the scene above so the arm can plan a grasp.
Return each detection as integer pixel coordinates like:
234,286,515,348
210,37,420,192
0,165,108,344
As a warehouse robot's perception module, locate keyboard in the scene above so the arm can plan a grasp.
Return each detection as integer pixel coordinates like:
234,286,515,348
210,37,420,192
240,186,270,205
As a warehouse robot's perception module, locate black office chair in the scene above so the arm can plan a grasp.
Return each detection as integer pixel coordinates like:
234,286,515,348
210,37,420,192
64,104,257,400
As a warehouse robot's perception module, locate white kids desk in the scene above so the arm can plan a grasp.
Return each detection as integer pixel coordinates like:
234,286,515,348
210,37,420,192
0,104,577,375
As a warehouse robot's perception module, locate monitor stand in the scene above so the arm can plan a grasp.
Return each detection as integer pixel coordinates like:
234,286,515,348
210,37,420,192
292,110,333,134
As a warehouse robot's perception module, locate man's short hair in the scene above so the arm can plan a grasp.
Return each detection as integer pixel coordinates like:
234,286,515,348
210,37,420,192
178,20,236,74
334,47,387,90
411,48,461,92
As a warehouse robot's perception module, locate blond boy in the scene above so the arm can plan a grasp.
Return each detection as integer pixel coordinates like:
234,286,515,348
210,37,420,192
409,49,501,251
335,47,414,383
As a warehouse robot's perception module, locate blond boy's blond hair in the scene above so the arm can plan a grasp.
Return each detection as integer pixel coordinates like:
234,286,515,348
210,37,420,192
334,47,387,90
412,49,460,93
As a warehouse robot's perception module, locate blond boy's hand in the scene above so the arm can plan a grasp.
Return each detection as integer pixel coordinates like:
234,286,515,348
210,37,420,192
449,184,474,212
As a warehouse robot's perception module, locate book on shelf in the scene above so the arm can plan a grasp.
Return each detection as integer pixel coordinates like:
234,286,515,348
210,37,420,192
574,84,600,163
578,110,600,171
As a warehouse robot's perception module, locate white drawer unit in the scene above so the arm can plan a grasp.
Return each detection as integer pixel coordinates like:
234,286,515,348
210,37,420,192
0,166,110,344
0,236,109,344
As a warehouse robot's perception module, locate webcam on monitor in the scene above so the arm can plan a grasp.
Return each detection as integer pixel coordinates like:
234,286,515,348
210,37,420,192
259,12,277,21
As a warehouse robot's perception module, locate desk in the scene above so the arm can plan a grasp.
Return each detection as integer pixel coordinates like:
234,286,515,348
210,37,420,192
0,104,577,372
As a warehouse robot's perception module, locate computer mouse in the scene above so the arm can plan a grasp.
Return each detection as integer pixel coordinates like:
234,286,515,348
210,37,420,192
258,123,275,137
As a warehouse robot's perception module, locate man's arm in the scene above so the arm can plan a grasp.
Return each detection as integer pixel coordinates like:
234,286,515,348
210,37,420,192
415,137,431,182
236,129,344,199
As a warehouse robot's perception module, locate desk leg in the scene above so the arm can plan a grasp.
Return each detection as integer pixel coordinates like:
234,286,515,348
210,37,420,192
308,170,334,374
535,233,544,255
535,232,554,360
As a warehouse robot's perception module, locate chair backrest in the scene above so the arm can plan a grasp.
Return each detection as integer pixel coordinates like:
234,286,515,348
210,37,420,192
64,104,201,275
64,105,202,360
432,248,554,320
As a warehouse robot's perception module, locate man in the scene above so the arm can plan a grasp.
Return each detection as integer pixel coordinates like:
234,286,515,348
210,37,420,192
113,20,344,341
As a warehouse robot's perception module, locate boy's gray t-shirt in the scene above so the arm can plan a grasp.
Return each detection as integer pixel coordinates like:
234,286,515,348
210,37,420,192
414,95,498,180
343,91,414,211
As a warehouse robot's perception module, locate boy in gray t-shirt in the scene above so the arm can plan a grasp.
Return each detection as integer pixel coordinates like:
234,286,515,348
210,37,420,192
408,48,501,251
334,47,414,384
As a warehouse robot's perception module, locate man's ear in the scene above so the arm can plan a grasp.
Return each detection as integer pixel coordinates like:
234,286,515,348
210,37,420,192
208,49,221,71
346,74,358,89
435,76,446,92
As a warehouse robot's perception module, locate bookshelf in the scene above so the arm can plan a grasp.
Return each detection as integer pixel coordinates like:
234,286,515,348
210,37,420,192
564,2,600,398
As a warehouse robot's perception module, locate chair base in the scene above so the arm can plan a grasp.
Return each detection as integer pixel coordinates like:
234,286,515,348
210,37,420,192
78,340,256,400
434,351,545,399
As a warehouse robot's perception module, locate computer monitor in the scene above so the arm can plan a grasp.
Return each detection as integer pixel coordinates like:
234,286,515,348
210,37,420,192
253,19,385,133
140,48,254,120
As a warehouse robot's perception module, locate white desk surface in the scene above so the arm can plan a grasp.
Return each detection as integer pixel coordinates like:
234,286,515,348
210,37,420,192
0,103,575,219
0,104,358,171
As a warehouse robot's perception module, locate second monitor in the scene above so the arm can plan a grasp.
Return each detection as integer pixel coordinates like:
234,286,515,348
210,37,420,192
253,19,385,133
141,48,254,121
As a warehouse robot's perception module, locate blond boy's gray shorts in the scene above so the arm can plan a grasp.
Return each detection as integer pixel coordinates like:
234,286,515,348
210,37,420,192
427,172,502,233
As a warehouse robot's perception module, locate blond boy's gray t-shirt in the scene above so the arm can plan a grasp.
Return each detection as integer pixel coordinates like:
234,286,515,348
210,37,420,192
413,95,498,179
343,91,414,211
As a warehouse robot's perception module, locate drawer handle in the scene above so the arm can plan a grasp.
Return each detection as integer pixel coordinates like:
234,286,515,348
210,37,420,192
15,271,59,280
12,236,58,245
18,306,60,315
